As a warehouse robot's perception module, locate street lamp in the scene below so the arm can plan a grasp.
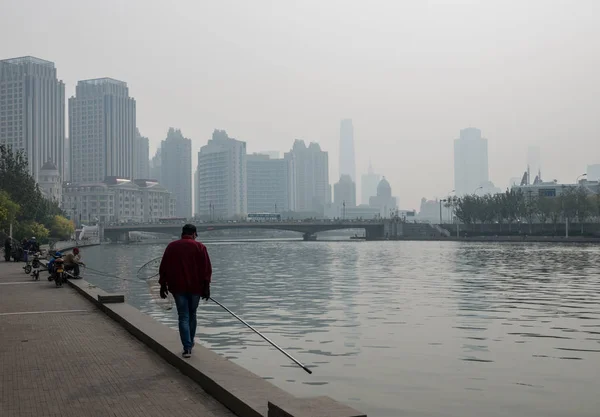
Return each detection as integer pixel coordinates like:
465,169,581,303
576,173,587,184
473,186,483,195
439,199,447,224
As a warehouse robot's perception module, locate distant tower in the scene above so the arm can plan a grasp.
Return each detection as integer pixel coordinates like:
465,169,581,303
361,162,380,205
161,128,192,218
339,119,356,182
453,128,489,196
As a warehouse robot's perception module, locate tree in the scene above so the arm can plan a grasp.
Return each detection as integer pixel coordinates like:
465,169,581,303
0,191,20,232
15,221,49,242
574,187,593,234
50,215,75,240
536,197,554,225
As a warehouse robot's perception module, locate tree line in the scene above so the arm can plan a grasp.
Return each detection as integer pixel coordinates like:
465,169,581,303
0,145,74,243
447,187,600,233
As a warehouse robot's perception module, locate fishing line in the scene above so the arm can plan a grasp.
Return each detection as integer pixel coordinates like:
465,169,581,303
80,256,313,373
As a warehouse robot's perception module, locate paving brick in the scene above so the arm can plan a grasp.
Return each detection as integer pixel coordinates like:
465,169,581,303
0,262,235,417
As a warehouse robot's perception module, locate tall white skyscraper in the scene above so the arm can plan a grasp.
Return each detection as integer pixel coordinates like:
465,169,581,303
135,129,150,180
453,127,489,196
197,130,247,219
284,140,329,214
247,154,290,213
69,78,136,183
339,119,356,181
361,162,380,205
0,56,65,181
161,128,192,218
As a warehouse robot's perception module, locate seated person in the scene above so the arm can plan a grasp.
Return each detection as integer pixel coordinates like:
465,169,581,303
63,248,84,277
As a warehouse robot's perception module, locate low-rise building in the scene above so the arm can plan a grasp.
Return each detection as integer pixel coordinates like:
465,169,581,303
512,180,600,197
63,177,174,225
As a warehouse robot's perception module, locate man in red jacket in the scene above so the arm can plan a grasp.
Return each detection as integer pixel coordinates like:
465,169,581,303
159,224,212,358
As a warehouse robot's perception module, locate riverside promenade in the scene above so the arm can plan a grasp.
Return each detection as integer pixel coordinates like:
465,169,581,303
0,261,366,417
0,261,233,417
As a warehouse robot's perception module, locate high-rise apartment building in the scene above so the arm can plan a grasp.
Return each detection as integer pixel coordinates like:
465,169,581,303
453,127,489,196
135,128,150,179
149,148,161,182
69,78,136,183
0,56,65,181
361,162,380,205
339,119,356,182
333,174,356,207
284,140,329,214
161,128,192,218
197,130,247,219
247,154,289,214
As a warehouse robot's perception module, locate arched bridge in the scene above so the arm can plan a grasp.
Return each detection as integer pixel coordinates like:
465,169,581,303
102,221,385,241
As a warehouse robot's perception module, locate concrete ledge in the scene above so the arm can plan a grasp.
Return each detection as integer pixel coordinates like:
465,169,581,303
97,293,125,303
67,279,362,417
268,397,367,417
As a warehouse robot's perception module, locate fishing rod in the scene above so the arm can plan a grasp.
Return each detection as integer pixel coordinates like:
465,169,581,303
87,262,313,374
209,297,312,374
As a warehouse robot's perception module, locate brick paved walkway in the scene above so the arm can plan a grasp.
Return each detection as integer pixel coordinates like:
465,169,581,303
0,261,235,417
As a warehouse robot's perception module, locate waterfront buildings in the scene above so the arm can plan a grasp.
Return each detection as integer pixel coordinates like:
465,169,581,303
361,162,380,205
339,119,355,182
160,128,192,218
369,177,397,218
63,177,174,225
513,180,600,197
197,130,247,219
135,129,150,179
69,78,136,183
284,140,329,214
38,161,62,204
0,56,65,181
333,174,356,207
149,148,161,182
454,127,489,196
247,153,290,214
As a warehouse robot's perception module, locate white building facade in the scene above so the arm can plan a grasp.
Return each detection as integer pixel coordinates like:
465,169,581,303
0,56,65,181
38,161,62,204
69,78,136,183
161,128,192,218
197,130,247,219
62,178,174,225
454,127,489,196
247,154,290,214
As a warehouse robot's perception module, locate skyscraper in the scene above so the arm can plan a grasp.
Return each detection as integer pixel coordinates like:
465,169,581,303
135,129,150,179
334,175,356,207
149,148,161,182
284,140,329,214
453,127,489,196
361,162,380,205
0,56,65,181
69,78,136,182
339,119,355,181
197,130,247,219
247,154,289,214
161,128,192,218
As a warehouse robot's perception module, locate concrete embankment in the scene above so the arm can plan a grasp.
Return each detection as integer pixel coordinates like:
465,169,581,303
0,260,366,416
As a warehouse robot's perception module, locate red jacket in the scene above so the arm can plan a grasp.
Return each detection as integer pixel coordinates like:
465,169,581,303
158,236,212,296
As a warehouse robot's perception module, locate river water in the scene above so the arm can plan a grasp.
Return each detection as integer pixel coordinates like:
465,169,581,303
80,240,600,417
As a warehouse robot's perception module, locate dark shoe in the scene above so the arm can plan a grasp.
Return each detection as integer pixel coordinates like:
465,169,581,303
182,349,192,358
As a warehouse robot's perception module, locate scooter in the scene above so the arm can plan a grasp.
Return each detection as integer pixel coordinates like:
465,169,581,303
30,252,42,281
53,257,66,287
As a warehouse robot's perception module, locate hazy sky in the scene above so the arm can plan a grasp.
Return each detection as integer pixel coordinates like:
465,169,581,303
2,0,599,208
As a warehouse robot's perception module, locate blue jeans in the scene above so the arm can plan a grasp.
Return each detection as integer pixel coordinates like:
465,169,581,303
173,293,201,351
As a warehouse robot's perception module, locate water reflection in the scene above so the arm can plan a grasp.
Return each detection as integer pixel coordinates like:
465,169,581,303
81,241,600,417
